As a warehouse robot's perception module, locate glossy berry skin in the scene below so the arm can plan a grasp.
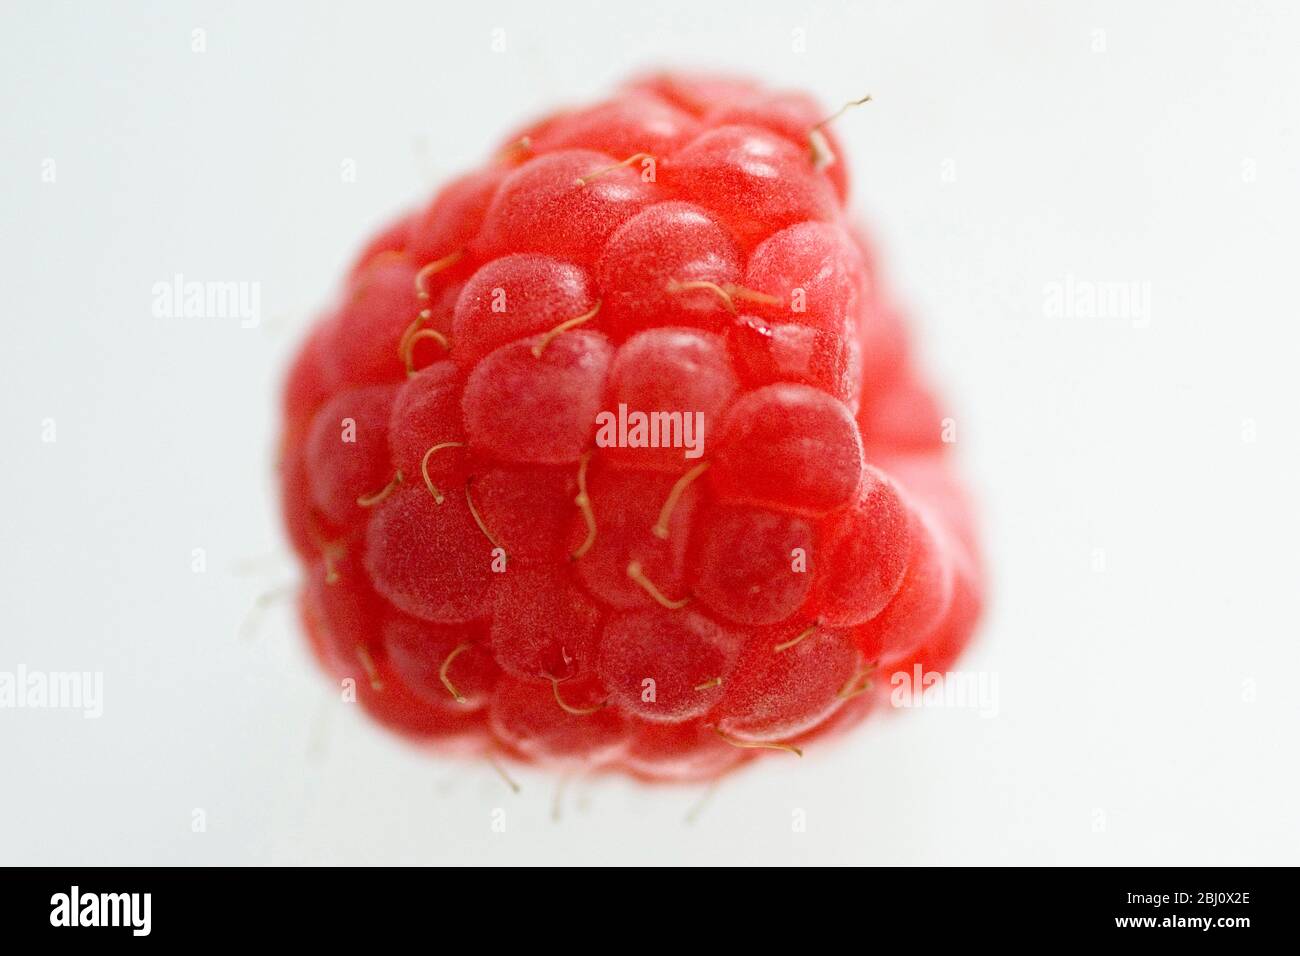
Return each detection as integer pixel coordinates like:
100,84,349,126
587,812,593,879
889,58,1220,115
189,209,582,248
279,72,983,782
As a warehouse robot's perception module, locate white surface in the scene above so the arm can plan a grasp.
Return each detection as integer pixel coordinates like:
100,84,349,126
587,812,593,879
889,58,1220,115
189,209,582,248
2,0,1298,866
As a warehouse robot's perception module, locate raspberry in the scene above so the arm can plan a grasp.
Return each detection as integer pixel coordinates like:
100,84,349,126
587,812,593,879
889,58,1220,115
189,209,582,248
690,505,815,625
597,608,742,722
604,327,737,472
462,329,613,464
713,382,864,516
811,466,912,627
363,489,495,624
490,565,602,679
279,72,983,782
527,91,701,158
304,384,398,527
407,169,506,267
381,612,498,711
450,253,595,369
386,362,464,480
472,466,575,564
569,465,699,611
717,623,861,743
744,222,865,333
323,256,423,389
729,313,863,411
473,150,657,262
597,202,742,336
667,126,837,249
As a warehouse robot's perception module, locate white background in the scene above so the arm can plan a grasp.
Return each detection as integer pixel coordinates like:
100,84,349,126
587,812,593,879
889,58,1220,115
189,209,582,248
2,0,1298,865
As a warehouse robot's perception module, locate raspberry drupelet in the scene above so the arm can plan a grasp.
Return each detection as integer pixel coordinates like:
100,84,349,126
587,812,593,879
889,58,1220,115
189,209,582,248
279,72,983,782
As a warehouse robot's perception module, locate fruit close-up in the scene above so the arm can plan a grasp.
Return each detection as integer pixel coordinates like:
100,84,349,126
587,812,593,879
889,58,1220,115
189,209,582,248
9,0,1300,881
278,72,983,781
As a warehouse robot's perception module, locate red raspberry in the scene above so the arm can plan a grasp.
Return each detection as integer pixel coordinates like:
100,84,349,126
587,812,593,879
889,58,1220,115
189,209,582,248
279,72,983,782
